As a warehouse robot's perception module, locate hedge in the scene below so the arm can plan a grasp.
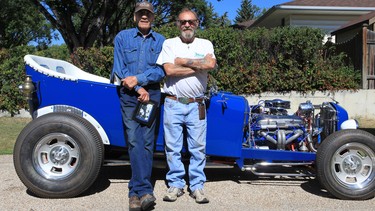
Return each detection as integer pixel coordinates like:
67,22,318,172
0,26,360,115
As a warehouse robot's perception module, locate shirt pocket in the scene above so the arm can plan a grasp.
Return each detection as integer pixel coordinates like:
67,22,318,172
147,47,161,65
124,48,137,64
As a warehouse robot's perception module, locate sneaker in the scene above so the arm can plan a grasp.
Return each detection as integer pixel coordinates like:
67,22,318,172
140,194,156,211
163,187,184,202
129,195,141,211
191,189,209,204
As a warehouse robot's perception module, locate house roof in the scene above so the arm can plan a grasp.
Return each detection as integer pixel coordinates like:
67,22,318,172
332,10,375,34
231,20,255,29
282,0,375,7
250,0,375,29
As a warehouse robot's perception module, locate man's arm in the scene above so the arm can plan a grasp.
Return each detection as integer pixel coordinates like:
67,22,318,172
122,64,165,90
111,34,132,83
163,63,196,76
175,53,216,71
164,53,217,77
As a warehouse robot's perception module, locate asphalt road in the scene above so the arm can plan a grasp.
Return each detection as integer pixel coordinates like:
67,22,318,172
0,155,374,211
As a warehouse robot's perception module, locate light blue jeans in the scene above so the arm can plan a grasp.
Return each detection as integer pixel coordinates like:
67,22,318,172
163,97,207,192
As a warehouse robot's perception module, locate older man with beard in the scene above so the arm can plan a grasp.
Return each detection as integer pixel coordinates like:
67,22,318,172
156,8,216,204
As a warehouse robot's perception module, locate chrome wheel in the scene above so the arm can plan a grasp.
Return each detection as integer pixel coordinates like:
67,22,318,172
331,143,374,189
14,112,103,198
33,133,80,180
317,129,375,200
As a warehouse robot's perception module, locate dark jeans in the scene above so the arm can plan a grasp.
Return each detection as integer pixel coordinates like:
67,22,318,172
118,85,161,198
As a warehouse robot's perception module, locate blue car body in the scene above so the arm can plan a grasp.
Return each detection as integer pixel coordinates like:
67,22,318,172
23,55,351,166
15,55,374,200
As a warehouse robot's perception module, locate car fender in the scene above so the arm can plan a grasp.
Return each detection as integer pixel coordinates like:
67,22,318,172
36,105,110,145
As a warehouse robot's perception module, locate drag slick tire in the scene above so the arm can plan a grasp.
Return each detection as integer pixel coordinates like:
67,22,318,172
317,129,375,200
13,112,104,198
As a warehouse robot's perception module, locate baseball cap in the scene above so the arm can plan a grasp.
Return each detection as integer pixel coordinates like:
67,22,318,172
135,1,154,14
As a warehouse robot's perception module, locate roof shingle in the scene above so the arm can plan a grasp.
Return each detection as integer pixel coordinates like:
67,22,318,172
281,0,375,7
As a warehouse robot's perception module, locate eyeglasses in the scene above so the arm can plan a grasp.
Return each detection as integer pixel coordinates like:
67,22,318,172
177,19,198,26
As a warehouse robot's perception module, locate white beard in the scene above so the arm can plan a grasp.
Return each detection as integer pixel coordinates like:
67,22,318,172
181,29,195,40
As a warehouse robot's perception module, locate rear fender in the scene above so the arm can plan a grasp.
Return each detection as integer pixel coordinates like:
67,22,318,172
36,105,110,145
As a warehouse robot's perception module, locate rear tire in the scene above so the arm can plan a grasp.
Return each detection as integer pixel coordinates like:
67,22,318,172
13,112,104,198
316,129,375,200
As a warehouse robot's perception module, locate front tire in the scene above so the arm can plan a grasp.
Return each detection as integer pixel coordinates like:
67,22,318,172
13,112,104,198
316,129,375,200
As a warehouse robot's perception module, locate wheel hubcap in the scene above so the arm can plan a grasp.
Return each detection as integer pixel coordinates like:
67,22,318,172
33,133,80,180
50,146,70,165
331,143,375,189
343,155,361,174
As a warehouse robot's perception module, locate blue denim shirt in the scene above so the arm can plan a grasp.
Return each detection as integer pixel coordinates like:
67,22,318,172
111,27,165,91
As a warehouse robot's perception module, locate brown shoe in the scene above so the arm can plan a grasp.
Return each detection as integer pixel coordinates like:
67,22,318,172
140,194,156,211
129,196,141,211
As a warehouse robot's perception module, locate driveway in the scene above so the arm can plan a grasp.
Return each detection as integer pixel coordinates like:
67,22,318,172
0,155,374,210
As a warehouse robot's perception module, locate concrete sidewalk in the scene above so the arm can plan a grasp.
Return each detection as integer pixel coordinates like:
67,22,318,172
1,154,374,211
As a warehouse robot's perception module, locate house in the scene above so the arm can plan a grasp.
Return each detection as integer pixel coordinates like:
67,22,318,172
249,0,375,42
332,10,375,43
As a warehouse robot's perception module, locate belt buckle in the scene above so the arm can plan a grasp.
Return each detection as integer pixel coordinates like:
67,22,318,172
178,97,190,104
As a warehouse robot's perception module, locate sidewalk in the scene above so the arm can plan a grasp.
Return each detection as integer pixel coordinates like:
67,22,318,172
1,155,374,211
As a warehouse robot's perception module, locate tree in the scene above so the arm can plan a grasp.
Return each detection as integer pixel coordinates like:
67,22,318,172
234,0,261,24
0,0,54,48
151,0,227,28
29,0,222,53
29,0,136,53
201,3,231,28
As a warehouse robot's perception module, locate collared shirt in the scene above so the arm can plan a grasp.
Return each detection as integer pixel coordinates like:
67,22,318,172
111,27,165,91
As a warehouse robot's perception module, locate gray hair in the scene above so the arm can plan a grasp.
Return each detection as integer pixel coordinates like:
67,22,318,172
177,8,199,20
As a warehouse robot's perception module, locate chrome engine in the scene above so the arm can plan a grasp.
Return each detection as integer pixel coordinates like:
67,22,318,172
247,99,338,152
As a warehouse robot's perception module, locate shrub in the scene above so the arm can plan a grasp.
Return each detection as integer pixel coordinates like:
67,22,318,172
0,46,36,115
71,46,114,78
0,26,361,114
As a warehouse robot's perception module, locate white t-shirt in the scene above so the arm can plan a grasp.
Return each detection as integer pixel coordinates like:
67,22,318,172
156,37,215,98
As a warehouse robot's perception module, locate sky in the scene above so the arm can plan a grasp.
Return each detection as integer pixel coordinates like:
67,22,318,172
207,0,290,23
51,0,291,45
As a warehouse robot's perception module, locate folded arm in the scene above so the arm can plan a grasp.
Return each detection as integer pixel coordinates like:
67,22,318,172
164,53,217,77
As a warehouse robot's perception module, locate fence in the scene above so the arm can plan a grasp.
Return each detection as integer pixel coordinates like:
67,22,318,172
363,27,375,89
332,25,375,89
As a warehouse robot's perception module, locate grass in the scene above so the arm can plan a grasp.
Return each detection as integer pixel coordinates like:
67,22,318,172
0,117,31,154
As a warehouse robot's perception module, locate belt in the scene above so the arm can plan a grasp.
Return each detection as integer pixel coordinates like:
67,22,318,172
166,95,204,104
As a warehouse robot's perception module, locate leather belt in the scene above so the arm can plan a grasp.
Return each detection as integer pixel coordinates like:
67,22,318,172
166,95,204,104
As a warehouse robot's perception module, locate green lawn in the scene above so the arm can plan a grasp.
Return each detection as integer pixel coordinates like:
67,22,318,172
0,117,31,154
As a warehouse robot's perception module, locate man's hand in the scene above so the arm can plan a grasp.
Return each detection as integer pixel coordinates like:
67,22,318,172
137,87,149,103
202,53,216,69
121,76,138,90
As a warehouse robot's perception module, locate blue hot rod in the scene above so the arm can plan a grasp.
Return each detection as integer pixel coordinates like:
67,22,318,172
14,55,375,200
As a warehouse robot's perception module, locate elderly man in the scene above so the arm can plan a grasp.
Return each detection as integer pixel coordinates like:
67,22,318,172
111,1,165,210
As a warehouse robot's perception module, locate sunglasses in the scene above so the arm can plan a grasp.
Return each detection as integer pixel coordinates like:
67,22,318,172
177,19,198,26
